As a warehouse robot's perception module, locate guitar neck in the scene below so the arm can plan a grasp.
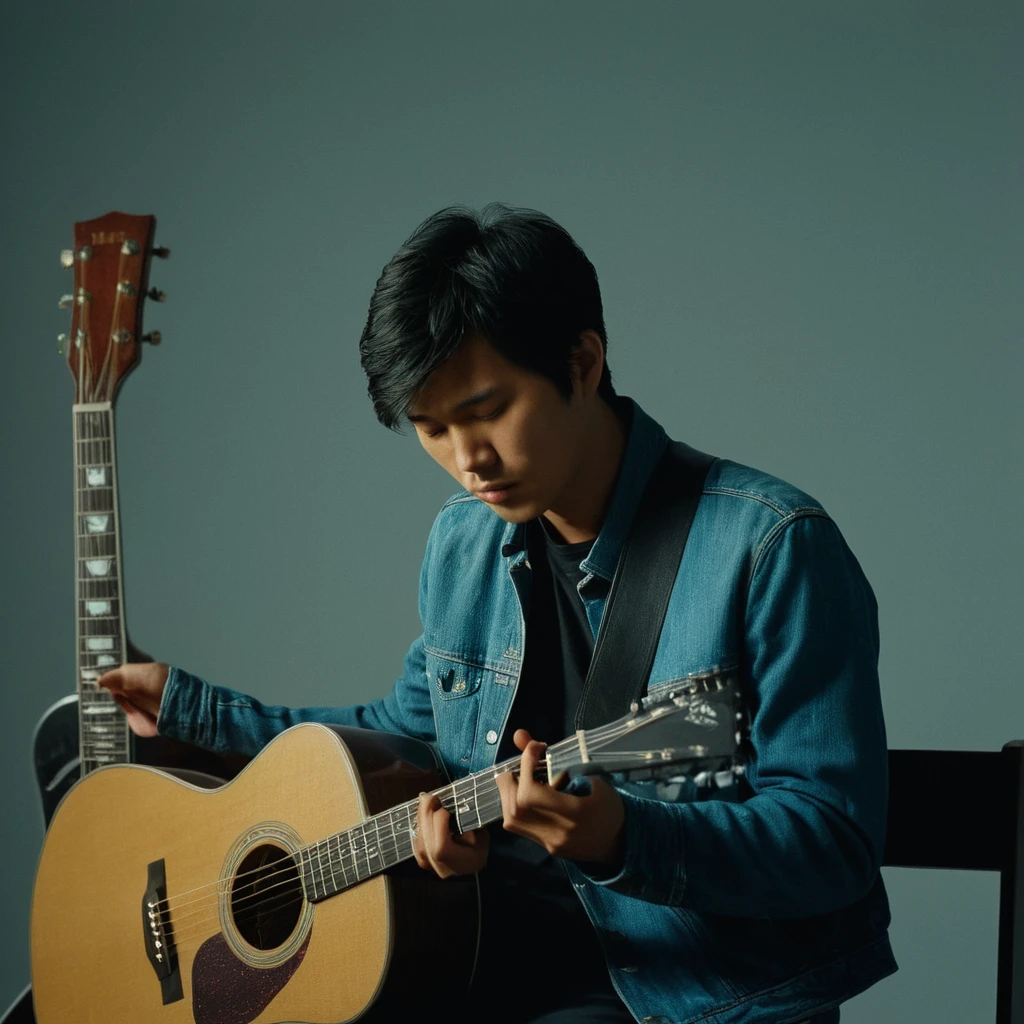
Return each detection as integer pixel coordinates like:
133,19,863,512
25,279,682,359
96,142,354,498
297,672,741,903
74,401,130,774
299,738,587,903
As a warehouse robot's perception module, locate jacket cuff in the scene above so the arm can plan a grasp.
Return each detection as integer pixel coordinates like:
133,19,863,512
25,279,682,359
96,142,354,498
580,789,688,905
157,665,218,750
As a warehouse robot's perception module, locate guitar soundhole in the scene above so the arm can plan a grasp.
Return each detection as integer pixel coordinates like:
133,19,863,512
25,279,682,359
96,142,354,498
229,844,303,951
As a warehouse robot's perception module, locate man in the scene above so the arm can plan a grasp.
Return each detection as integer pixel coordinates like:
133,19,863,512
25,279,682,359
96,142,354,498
100,204,897,1023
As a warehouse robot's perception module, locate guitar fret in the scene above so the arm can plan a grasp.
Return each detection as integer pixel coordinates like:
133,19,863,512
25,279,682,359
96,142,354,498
77,536,117,556
302,849,318,901
333,834,351,890
470,774,482,830
313,839,325,897
77,491,115,513
78,582,119,596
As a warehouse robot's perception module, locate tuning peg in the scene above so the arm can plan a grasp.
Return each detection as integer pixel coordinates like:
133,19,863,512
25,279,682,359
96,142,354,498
142,331,162,345
151,246,171,259
147,287,167,302
60,250,74,269
58,294,74,309
57,333,68,354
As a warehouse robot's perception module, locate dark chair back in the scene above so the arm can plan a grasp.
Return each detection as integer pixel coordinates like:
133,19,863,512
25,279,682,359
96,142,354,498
884,741,1024,1023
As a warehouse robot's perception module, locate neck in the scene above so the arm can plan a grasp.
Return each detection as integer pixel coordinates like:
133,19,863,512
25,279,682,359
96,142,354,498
543,399,627,544
74,402,131,773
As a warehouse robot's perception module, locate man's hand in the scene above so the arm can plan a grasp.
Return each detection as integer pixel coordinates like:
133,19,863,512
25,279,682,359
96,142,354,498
496,729,625,867
97,662,170,738
411,790,491,879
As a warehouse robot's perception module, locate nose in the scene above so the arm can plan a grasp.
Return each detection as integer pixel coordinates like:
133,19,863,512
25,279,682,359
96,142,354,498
452,429,497,476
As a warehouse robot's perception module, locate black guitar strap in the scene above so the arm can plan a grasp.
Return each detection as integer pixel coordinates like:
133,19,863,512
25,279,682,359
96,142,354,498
574,441,716,731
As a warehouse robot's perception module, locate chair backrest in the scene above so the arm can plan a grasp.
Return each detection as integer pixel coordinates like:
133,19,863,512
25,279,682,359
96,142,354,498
884,741,1024,1023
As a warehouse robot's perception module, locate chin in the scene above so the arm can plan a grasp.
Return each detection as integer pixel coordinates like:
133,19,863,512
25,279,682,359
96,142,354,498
484,500,543,525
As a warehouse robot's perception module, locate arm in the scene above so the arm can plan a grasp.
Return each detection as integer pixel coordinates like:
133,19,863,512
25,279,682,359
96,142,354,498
98,635,436,759
160,634,437,758
586,512,889,917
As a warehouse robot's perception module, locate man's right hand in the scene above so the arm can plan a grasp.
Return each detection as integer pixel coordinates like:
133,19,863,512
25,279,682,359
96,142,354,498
97,662,170,738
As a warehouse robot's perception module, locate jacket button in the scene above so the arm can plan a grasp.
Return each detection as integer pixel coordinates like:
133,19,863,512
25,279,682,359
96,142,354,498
486,730,499,744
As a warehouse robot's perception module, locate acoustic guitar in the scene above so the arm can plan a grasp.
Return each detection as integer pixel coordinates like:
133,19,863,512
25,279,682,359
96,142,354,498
32,211,244,827
31,669,743,1024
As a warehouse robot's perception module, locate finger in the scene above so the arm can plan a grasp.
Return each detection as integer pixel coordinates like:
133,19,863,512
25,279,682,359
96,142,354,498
496,768,520,822
412,791,436,871
110,694,159,738
517,739,549,797
512,728,536,752
442,827,490,873
96,665,127,694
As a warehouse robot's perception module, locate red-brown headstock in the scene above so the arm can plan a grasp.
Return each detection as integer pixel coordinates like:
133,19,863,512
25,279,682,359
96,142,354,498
60,212,167,404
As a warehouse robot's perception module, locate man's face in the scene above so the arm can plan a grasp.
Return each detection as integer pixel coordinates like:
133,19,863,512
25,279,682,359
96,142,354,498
406,334,592,524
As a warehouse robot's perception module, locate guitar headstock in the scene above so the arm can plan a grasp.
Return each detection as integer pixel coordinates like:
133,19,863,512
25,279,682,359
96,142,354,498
59,212,167,404
550,665,749,784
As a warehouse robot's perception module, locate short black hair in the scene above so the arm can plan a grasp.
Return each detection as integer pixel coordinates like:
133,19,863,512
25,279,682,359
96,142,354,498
359,203,614,430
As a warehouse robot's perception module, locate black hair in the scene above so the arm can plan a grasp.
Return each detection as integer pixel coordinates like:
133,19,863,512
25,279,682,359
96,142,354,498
359,203,614,429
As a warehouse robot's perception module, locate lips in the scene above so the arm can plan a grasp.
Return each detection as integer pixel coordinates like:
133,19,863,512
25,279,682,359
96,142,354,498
475,482,515,503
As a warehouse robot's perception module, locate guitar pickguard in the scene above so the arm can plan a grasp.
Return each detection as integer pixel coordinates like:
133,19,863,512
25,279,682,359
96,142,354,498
192,930,310,1024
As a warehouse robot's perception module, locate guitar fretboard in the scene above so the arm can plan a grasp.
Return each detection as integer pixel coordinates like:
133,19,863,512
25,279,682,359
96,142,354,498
294,673,736,904
74,403,129,775
298,737,587,902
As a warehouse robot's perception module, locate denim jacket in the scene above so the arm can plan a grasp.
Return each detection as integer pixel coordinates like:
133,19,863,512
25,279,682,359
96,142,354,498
161,400,897,1023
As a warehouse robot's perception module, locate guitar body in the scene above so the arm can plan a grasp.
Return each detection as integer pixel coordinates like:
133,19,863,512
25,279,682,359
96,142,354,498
33,693,248,826
31,723,480,1024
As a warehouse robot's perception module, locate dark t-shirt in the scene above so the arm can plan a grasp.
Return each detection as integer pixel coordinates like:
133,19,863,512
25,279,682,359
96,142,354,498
498,517,595,760
474,519,616,1007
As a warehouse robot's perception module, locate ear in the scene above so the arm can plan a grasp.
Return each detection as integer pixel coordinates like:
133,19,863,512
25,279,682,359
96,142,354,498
570,330,606,398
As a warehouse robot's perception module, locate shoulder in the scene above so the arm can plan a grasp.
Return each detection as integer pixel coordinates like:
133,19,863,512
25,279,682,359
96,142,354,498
694,459,845,579
703,458,827,521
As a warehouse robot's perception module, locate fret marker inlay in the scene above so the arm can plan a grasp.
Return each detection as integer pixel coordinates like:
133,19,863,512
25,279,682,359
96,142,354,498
85,515,110,533
86,559,111,576
86,467,107,486
95,655,117,666
86,601,112,616
86,637,115,651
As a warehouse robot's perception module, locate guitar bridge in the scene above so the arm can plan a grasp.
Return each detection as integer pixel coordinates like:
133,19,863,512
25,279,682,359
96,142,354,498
142,858,183,1005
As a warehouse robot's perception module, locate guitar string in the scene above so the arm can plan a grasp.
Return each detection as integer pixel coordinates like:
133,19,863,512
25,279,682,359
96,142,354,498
162,788,516,950
152,717,714,939
146,724,634,918
151,761,536,922
161,747,735,952
76,412,124,759
93,245,128,402
157,748,708,933
149,711,697,925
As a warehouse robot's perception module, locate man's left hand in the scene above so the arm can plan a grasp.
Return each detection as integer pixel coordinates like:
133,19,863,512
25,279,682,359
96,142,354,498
496,728,625,867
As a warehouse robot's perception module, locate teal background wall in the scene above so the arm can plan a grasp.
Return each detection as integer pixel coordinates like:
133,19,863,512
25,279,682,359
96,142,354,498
2,2,1021,1019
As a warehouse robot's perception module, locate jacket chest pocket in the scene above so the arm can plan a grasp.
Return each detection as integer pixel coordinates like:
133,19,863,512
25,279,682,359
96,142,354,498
425,651,487,770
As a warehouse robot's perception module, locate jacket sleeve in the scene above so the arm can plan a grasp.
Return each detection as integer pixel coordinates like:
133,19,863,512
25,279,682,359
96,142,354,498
156,633,436,758
586,512,890,918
